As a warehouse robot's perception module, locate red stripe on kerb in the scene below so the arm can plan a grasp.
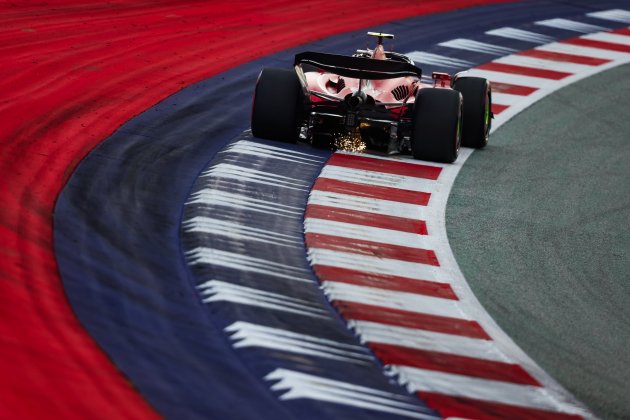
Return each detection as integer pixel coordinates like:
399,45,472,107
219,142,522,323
306,233,439,265
312,178,431,206
305,204,428,234
313,265,458,299
518,49,610,65
369,343,540,386
418,392,584,420
328,153,442,180
334,301,491,339
490,82,538,96
561,37,630,53
492,103,509,114
0,0,535,416
476,62,572,79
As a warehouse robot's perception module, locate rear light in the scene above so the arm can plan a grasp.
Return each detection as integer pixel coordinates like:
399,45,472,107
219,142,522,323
432,72,452,88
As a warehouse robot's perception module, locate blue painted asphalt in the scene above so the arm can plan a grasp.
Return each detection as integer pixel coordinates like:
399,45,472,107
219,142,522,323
54,1,630,418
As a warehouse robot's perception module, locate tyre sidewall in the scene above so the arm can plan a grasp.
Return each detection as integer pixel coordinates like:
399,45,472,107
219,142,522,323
412,88,462,163
453,76,491,148
251,68,302,143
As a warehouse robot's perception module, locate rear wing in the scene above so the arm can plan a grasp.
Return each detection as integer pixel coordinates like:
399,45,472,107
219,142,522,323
294,52,422,80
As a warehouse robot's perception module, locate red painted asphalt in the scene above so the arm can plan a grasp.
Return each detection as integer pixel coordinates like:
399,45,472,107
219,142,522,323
0,0,508,417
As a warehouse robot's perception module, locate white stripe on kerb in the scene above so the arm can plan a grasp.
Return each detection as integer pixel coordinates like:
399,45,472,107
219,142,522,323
491,92,527,107
319,165,437,193
461,69,553,88
226,321,372,363
304,218,436,249
535,18,608,33
265,369,439,419
580,31,630,46
308,248,448,284
188,247,312,282
486,27,555,44
184,216,303,247
223,139,325,165
439,38,516,55
492,54,591,73
188,189,303,217
335,150,449,168
406,51,473,68
536,41,629,60
308,190,431,220
321,281,468,320
197,281,328,318
350,320,509,362
587,9,630,24
392,366,586,416
201,163,310,190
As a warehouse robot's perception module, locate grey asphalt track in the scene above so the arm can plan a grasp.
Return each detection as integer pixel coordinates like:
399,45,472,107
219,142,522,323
446,63,630,420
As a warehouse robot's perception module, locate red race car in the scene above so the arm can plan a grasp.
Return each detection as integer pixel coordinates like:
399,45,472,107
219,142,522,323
252,32,491,163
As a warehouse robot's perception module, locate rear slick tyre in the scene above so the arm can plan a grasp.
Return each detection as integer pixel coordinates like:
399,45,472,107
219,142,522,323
453,76,491,148
412,88,462,163
251,68,302,143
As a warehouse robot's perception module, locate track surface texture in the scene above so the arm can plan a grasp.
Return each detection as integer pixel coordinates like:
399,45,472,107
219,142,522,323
2,0,630,418
447,63,630,420
0,1,509,418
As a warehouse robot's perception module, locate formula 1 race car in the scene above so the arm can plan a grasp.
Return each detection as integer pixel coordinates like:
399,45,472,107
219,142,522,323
251,32,491,163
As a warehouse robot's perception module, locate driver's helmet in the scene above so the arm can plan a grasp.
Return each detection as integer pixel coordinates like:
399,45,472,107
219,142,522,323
373,44,386,60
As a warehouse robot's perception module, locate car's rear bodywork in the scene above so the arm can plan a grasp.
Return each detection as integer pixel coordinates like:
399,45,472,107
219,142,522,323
295,50,436,153
252,33,491,163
